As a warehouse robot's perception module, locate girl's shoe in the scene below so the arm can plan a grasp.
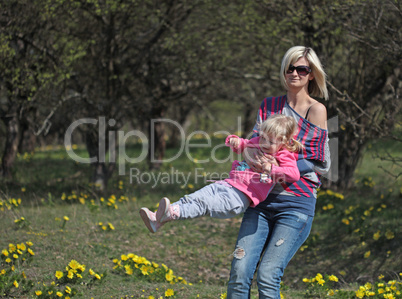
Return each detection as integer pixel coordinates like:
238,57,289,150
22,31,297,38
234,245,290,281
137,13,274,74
139,208,158,233
156,197,180,223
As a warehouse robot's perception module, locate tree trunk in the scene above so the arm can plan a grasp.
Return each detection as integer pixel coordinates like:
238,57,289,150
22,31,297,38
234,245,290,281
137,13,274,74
242,101,255,138
84,128,115,192
18,122,37,153
148,106,166,170
1,109,20,179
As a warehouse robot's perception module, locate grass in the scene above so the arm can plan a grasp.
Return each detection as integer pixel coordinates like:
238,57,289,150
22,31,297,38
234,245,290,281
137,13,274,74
0,137,401,298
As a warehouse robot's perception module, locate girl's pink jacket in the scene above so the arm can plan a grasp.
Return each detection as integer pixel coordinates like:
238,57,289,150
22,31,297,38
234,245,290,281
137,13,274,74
224,135,300,207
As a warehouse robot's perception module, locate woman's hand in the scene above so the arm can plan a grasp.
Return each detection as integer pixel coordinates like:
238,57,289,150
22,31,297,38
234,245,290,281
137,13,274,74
243,147,278,172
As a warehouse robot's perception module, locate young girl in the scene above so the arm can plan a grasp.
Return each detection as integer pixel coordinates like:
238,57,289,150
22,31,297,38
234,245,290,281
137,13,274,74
139,114,303,233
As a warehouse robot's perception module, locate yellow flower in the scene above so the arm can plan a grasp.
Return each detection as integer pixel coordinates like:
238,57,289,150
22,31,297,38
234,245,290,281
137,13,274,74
95,274,101,280
364,251,371,258
55,271,64,279
13,280,19,288
108,223,115,230
373,231,381,240
68,260,80,270
165,289,174,297
65,286,71,294
56,291,63,297
77,264,85,272
28,248,35,255
329,275,339,282
355,287,365,298
89,269,95,275
67,270,74,279
166,271,174,282
64,216,70,221
385,231,395,240
1,249,9,257
35,290,42,296
9,244,16,252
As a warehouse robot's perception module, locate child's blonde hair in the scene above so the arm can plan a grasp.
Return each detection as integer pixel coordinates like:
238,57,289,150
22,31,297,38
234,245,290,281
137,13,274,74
259,114,303,153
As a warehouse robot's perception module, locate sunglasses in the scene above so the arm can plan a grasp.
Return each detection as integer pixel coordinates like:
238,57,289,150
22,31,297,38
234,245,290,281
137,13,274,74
286,64,312,76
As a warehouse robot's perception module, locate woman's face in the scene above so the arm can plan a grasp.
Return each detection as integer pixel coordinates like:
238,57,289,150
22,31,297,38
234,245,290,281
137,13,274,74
285,57,314,89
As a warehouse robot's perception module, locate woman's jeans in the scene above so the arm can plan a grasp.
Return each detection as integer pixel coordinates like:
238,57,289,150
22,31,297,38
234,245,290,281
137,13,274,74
227,207,313,299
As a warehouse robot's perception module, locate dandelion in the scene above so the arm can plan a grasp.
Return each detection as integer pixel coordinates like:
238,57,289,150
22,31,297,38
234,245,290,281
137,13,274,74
55,271,64,279
64,216,70,221
56,291,63,297
67,270,74,279
1,249,9,257
65,286,71,294
9,244,16,252
13,280,19,288
165,289,174,297
385,231,395,240
166,271,174,282
69,260,80,270
28,248,35,255
35,290,42,296
356,286,365,298
327,289,335,296
95,274,101,280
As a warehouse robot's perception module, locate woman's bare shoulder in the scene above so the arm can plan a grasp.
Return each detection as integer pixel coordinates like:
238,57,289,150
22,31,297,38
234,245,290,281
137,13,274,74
308,102,327,129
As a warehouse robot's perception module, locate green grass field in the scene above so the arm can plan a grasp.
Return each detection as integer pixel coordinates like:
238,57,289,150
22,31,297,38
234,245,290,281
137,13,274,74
0,137,401,298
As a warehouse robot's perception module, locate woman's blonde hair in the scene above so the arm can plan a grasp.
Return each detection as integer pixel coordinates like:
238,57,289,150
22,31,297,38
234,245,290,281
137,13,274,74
280,46,329,100
259,114,303,153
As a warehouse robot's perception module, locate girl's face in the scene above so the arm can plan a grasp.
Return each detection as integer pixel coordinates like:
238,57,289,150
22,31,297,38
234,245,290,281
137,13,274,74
285,57,314,89
259,133,282,155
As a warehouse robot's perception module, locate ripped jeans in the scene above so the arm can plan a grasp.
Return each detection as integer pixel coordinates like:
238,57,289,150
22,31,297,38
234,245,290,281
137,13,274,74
227,207,313,299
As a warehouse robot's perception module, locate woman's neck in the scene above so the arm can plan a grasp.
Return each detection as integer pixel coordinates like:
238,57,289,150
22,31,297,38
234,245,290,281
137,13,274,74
286,89,311,108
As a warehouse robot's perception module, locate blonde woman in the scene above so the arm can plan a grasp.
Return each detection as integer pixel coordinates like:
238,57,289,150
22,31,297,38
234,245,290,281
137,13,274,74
227,46,331,298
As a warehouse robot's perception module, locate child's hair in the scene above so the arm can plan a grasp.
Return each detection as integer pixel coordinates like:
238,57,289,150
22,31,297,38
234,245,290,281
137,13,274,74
259,114,304,153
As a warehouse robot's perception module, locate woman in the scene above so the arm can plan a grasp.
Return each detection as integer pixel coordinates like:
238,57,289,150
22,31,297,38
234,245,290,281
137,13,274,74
227,46,331,298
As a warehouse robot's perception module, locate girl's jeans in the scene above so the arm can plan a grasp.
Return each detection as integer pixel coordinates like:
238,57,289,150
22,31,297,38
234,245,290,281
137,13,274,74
174,183,250,219
227,207,313,299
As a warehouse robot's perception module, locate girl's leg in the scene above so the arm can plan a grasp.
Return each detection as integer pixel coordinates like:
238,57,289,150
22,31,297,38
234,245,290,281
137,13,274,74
227,207,271,299
256,211,313,299
175,183,249,219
